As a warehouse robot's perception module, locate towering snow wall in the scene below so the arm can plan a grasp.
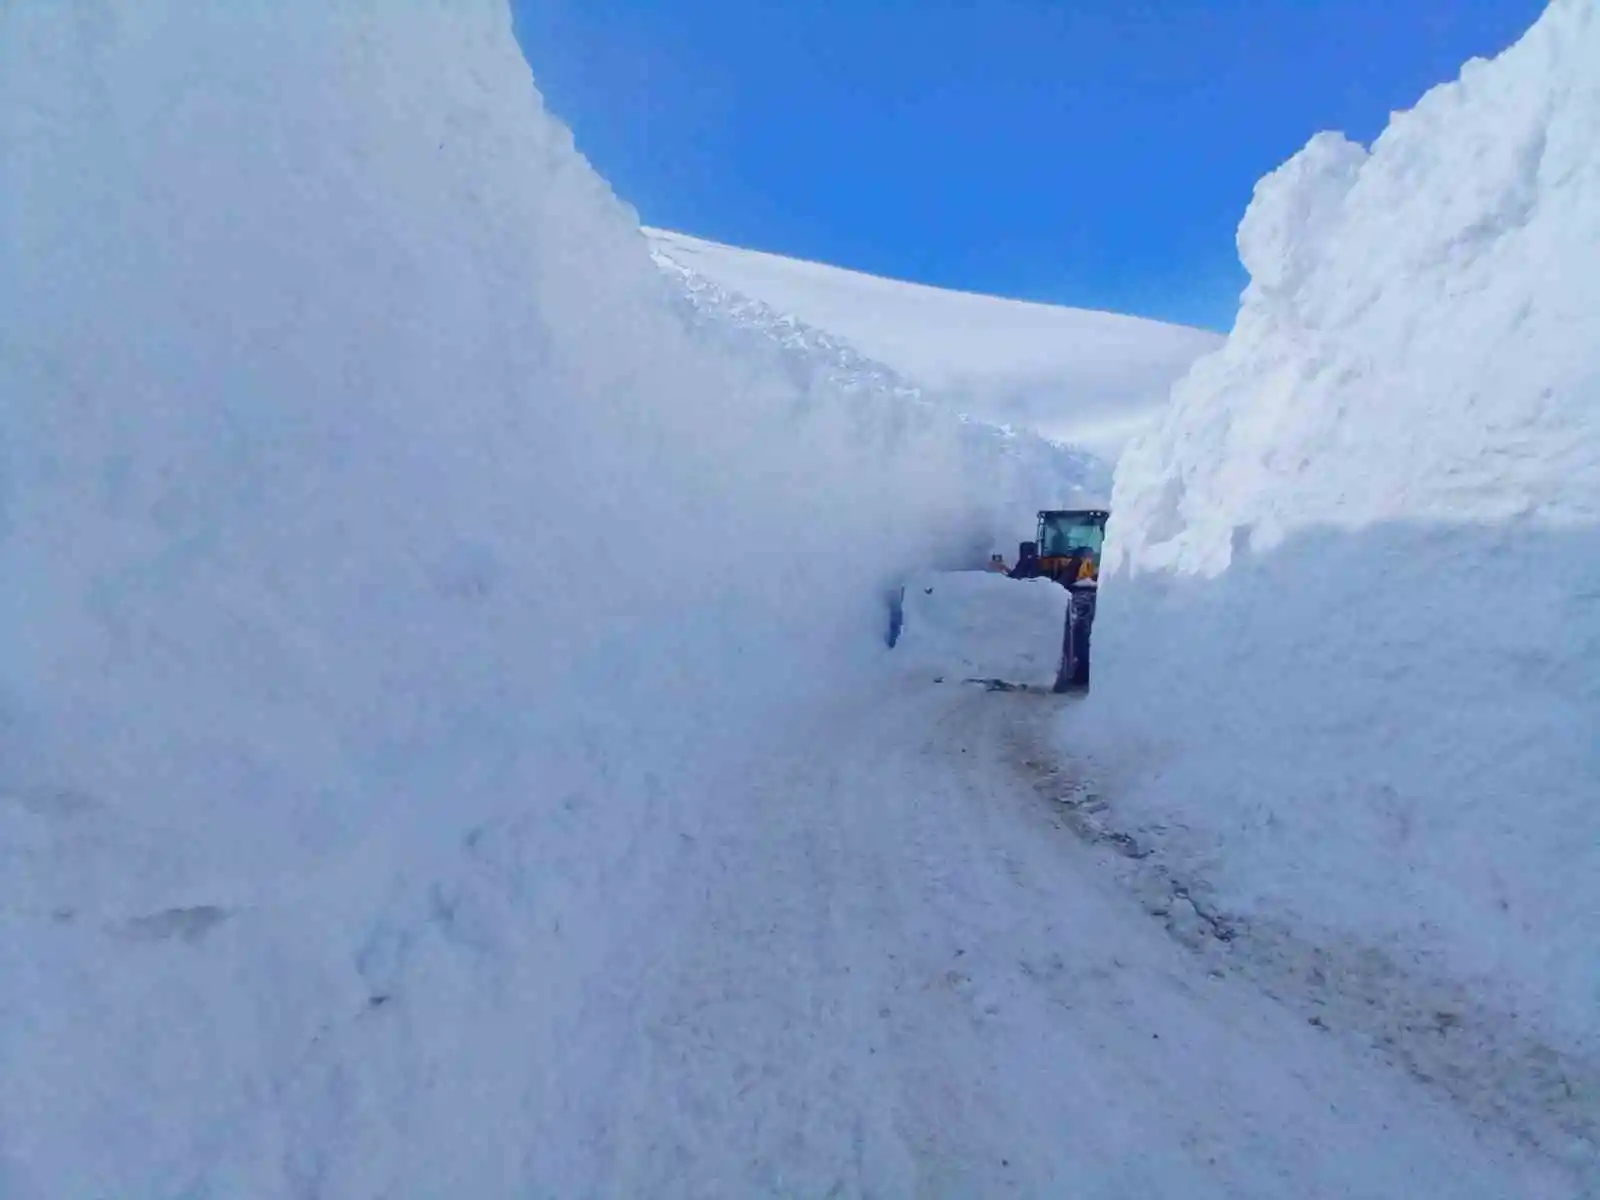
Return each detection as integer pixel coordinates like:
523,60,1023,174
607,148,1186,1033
0,1,1074,1192
1077,0,1599,1053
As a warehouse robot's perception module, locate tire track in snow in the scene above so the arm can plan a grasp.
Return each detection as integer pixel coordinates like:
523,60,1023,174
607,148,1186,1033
588,674,1577,1198
998,689,1599,1183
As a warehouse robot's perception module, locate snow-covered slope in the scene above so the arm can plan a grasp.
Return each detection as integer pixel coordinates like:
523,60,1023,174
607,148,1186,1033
1073,0,1600,1066
645,231,1115,512
647,228,1221,459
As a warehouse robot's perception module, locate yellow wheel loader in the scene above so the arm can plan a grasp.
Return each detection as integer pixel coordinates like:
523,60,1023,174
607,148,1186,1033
1011,509,1109,692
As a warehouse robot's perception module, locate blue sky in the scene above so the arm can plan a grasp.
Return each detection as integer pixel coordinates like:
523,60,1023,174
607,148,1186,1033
510,0,1545,331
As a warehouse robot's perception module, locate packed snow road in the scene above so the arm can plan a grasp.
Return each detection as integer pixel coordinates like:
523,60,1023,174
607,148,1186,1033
5,579,1583,1198
589,671,1572,1198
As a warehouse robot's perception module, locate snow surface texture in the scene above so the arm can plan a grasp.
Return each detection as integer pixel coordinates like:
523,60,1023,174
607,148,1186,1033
647,228,1221,461
1076,0,1600,1086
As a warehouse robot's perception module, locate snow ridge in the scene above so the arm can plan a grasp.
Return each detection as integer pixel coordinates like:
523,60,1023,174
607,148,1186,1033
648,241,1113,509
646,227,1221,460
650,242,925,406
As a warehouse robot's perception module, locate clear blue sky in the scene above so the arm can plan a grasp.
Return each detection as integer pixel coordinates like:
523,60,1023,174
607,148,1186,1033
510,0,1545,331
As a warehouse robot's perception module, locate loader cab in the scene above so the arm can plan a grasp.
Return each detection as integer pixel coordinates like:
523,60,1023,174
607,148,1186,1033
1035,509,1109,586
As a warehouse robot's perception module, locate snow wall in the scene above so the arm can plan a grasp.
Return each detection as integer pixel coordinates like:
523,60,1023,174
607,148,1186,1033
1074,0,1599,1055
0,2,1081,1192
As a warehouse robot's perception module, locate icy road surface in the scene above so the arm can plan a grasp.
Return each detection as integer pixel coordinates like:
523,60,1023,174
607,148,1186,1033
592,673,1572,1197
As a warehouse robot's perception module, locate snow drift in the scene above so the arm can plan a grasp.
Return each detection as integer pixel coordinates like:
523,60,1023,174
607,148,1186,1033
0,1,1080,1192
647,228,1221,460
1075,0,1600,1056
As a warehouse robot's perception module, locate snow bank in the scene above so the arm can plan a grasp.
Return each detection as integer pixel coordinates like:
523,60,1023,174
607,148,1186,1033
0,1,1077,1191
895,571,1068,688
1073,0,1600,1053
647,228,1221,460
